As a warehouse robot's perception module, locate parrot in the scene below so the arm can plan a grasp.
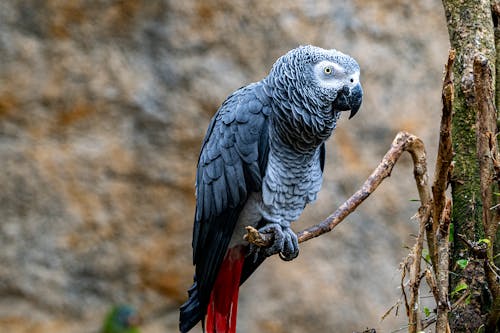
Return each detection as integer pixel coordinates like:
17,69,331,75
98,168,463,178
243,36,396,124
179,45,363,333
101,305,141,333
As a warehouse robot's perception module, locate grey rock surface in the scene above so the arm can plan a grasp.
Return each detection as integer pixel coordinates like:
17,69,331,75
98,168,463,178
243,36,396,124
0,1,448,332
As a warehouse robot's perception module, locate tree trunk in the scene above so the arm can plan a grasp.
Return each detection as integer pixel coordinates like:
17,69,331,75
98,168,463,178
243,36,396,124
441,0,499,331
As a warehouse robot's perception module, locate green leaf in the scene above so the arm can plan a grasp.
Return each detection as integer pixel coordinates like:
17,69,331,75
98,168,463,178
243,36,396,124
451,282,468,297
449,223,454,242
478,238,491,247
457,259,468,269
409,199,421,202
423,306,431,317
422,248,431,262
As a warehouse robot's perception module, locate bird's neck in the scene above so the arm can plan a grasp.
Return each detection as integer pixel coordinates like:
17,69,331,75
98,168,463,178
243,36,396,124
269,101,338,153
262,78,338,153
260,140,324,224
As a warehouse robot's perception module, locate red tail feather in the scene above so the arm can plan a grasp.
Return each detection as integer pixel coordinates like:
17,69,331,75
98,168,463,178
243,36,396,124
206,246,245,333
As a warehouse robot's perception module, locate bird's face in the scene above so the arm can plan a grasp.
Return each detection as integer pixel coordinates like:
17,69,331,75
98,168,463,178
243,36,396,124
269,46,363,121
266,45,363,148
310,52,363,119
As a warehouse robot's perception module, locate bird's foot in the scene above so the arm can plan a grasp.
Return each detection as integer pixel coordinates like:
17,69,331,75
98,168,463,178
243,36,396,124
249,223,299,261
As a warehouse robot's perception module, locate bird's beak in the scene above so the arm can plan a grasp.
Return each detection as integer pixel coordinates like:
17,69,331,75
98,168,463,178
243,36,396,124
348,83,363,119
332,83,363,119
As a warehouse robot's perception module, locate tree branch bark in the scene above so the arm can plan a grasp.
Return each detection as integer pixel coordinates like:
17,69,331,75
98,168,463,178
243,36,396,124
430,49,455,273
441,1,496,330
474,52,500,333
436,199,452,333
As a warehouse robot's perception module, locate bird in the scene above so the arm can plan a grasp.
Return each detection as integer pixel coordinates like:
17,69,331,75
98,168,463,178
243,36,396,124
101,305,141,333
179,45,363,333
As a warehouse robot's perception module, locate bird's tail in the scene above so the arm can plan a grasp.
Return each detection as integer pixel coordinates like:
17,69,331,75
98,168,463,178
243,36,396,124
179,279,203,333
205,246,245,333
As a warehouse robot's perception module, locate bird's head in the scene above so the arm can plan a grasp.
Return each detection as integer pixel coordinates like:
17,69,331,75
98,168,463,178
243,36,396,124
269,45,363,120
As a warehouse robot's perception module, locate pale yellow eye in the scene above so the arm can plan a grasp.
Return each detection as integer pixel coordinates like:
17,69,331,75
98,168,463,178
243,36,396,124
324,66,333,75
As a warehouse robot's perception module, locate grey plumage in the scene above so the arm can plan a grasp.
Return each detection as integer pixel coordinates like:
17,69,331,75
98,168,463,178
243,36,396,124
180,45,362,333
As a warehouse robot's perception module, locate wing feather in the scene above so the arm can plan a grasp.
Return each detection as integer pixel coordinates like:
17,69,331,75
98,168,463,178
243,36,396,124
192,83,270,316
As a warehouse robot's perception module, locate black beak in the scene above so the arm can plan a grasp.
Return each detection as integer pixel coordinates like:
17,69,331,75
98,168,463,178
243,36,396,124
332,83,363,119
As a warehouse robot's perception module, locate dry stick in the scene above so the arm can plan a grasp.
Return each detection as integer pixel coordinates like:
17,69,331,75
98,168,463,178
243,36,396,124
474,53,496,252
426,50,456,333
244,131,432,245
435,199,452,333
425,268,439,307
407,204,430,333
473,53,500,332
431,49,455,274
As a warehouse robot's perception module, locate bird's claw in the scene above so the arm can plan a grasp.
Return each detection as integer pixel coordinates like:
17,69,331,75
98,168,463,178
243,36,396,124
249,223,299,261
279,227,299,261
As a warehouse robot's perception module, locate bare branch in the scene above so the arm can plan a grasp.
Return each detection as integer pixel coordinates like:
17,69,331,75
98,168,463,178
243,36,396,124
244,131,432,246
474,53,496,241
436,199,452,333
430,49,455,273
473,53,500,332
243,226,273,246
425,268,439,305
407,205,431,333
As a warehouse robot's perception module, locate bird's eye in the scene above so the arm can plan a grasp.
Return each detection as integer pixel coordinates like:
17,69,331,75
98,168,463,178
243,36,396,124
324,66,333,75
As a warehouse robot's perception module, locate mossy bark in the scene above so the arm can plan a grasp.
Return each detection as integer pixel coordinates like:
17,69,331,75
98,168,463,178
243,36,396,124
441,1,496,331
492,0,500,276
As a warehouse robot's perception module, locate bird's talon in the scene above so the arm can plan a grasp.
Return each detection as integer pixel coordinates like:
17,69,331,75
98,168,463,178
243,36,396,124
256,223,299,261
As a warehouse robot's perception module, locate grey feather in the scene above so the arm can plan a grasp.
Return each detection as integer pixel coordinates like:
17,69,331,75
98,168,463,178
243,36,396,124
181,45,363,333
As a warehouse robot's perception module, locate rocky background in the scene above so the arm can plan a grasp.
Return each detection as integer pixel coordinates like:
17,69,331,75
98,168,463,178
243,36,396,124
0,1,449,332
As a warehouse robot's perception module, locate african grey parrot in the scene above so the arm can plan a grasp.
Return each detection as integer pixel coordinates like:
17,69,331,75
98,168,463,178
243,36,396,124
179,45,363,333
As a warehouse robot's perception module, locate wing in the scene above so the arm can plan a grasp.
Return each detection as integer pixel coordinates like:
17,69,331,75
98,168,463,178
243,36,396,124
319,142,326,172
192,82,271,315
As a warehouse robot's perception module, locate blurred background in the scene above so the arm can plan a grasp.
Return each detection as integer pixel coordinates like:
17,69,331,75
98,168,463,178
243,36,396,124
0,1,449,332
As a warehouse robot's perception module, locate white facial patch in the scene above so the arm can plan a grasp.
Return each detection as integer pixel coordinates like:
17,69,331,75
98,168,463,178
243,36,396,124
313,60,360,90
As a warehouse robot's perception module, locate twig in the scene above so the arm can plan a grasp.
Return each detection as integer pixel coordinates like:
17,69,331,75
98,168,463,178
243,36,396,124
425,268,439,306
401,260,410,319
381,299,402,321
244,226,273,246
407,205,430,333
451,289,471,310
436,199,452,333
244,131,432,245
456,233,488,259
431,49,455,273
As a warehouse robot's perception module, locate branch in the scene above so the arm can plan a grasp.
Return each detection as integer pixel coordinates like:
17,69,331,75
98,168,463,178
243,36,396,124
407,204,430,333
473,52,500,332
430,49,455,273
435,199,452,333
474,53,496,242
244,131,432,246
